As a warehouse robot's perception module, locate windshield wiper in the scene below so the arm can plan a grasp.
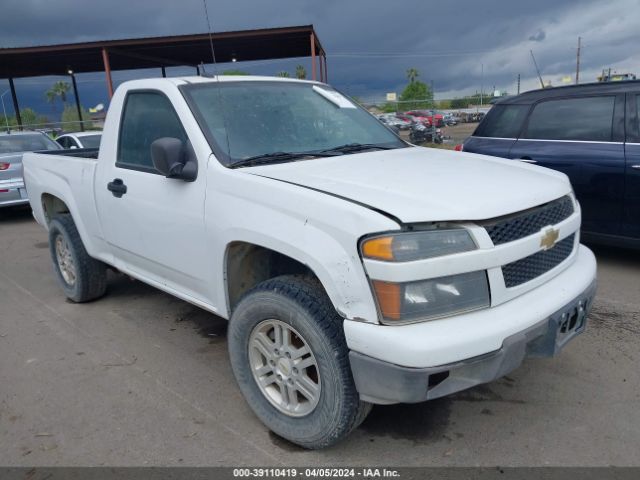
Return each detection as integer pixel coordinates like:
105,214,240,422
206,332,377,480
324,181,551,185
230,151,337,169
318,143,396,155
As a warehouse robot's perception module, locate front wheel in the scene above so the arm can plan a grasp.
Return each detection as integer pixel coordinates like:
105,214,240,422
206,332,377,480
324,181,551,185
228,275,371,449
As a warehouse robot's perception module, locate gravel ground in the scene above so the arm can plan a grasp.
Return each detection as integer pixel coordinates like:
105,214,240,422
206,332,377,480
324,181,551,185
1,206,639,466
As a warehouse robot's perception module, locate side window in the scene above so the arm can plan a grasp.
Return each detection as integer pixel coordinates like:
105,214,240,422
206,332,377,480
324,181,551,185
117,91,187,171
524,96,615,142
473,105,529,138
58,137,69,148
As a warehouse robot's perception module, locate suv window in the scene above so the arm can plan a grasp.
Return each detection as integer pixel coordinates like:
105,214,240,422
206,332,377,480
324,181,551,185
635,94,640,139
117,91,187,170
473,105,529,138
524,96,615,142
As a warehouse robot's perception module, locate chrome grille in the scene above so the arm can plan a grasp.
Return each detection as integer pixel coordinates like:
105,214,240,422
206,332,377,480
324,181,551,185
502,234,575,288
484,196,574,246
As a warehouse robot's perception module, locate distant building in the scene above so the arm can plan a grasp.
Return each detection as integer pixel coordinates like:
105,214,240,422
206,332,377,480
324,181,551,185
597,70,637,82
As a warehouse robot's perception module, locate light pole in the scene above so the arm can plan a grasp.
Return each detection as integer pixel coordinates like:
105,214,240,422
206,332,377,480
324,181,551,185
1,90,10,133
67,69,84,131
480,63,484,111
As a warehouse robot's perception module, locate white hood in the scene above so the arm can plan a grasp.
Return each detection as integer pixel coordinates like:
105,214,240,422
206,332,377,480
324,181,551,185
246,147,572,224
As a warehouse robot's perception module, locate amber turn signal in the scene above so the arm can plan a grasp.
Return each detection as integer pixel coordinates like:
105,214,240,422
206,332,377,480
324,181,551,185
361,236,394,261
372,280,402,320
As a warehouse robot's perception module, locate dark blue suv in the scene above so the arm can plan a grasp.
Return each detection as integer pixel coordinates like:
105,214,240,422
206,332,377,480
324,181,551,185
462,81,640,248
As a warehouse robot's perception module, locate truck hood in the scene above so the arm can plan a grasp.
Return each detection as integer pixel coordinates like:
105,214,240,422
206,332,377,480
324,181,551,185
246,146,572,224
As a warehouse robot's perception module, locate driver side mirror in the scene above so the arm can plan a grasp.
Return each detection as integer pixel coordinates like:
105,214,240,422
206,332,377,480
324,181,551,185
150,137,198,182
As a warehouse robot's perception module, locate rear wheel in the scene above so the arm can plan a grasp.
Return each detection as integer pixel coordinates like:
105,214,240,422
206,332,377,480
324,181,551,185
48,215,107,302
228,275,371,449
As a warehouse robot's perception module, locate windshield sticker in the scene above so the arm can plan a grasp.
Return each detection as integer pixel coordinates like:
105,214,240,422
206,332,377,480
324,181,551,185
312,86,357,109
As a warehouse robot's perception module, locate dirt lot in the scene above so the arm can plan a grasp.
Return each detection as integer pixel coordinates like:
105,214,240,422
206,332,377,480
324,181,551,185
1,206,639,466
442,122,478,145
399,122,478,149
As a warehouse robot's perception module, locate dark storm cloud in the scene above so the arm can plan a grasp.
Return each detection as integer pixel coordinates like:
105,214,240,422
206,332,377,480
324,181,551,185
528,29,546,42
1,0,639,106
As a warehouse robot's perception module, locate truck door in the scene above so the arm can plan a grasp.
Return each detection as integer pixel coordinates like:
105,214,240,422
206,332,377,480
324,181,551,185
623,91,640,239
95,90,210,303
508,94,626,236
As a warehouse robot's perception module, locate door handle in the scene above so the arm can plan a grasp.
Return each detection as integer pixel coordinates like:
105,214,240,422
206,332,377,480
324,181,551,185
518,156,537,164
631,165,640,169
107,178,127,198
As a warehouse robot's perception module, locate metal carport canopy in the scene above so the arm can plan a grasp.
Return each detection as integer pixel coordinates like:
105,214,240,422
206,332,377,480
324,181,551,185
0,24,327,126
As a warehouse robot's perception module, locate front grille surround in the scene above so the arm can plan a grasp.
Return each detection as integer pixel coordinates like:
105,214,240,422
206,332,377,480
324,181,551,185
483,196,574,246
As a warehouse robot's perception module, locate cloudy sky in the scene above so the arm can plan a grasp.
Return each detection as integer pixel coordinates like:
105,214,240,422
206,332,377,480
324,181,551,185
1,0,639,116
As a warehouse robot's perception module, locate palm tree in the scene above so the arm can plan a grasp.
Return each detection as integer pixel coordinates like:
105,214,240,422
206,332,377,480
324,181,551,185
275,71,290,78
295,65,307,80
406,68,419,83
45,81,71,109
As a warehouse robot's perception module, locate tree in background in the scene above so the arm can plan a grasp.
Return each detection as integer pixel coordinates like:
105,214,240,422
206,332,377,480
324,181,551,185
295,65,307,79
222,69,250,75
381,103,398,113
399,68,433,110
449,92,494,109
45,81,71,111
62,105,92,132
275,71,290,78
435,99,452,109
0,108,49,129
406,68,419,84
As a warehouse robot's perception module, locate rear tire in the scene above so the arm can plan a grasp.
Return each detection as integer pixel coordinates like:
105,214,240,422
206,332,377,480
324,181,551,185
48,214,107,302
228,274,371,449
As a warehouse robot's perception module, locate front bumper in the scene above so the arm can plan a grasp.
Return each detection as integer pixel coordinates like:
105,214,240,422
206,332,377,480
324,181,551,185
0,179,29,207
347,245,597,404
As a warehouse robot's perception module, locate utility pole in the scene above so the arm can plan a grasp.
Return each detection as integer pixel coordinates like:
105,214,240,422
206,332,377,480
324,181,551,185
517,74,521,94
575,36,582,84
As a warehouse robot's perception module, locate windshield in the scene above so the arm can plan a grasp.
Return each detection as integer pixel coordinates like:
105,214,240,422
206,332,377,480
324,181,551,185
182,81,406,166
0,133,61,154
78,134,102,148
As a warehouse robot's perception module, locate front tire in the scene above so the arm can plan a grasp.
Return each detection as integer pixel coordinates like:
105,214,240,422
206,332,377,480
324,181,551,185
48,214,107,302
228,275,371,449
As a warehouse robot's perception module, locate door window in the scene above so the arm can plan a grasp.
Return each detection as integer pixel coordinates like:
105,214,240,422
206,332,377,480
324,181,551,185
524,96,615,142
473,104,530,138
117,91,188,171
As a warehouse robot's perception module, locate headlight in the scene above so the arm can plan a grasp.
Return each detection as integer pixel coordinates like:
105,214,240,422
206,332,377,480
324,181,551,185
360,228,487,324
361,228,476,262
371,271,490,324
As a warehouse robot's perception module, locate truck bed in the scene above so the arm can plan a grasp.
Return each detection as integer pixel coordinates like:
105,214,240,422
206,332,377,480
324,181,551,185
22,149,108,261
40,147,99,159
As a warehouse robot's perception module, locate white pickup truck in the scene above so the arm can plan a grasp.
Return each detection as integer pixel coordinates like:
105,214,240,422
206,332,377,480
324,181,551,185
23,76,597,449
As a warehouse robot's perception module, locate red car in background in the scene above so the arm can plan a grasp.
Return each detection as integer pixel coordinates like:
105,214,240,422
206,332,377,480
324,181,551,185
405,110,445,128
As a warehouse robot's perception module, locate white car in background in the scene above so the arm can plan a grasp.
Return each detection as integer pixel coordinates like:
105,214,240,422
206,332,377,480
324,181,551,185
56,131,102,149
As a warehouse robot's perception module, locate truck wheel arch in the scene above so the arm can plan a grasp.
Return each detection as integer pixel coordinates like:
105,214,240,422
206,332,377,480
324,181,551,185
41,193,71,225
225,242,328,314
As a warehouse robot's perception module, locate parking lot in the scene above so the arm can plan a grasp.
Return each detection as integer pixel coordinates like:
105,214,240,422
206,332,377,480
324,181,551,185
1,206,639,467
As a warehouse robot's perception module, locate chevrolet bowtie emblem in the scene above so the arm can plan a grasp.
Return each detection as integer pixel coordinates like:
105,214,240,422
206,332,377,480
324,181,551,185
540,227,560,250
